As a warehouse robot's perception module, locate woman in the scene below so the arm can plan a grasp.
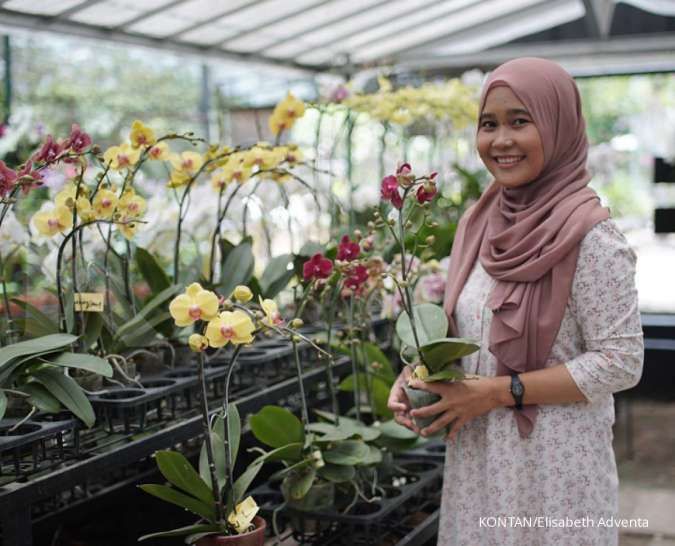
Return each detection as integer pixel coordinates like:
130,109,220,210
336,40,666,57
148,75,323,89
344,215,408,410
387,58,644,545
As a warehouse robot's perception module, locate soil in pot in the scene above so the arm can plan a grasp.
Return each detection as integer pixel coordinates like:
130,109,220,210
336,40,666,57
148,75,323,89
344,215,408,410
403,384,441,430
195,516,266,546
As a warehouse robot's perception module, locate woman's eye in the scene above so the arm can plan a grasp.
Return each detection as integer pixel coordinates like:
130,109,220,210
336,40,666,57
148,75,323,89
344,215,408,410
513,118,530,126
480,120,496,129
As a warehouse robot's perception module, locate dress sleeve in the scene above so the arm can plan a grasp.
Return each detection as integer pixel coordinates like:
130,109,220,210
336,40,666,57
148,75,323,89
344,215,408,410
564,219,644,404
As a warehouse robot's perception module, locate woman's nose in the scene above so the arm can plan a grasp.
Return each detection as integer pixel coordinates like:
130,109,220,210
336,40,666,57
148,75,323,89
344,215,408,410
493,128,515,148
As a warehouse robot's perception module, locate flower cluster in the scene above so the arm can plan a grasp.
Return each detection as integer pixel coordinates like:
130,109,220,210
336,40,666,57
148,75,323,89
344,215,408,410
169,283,284,352
268,92,306,136
342,77,479,127
380,163,438,210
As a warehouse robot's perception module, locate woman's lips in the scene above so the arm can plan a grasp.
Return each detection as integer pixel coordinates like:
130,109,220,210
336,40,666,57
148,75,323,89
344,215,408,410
493,155,525,168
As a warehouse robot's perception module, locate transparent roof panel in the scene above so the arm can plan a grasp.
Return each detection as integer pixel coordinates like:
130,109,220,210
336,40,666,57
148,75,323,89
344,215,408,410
179,22,241,45
265,0,444,60
293,0,478,64
422,0,584,56
352,0,546,63
3,0,85,16
224,0,386,53
126,13,190,37
68,1,146,27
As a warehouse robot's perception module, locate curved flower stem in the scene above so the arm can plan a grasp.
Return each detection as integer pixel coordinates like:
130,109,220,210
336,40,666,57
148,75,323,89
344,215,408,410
242,180,261,237
324,283,341,423
292,338,310,428
196,350,224,522
348,296,361,422
223,344,243,516
208,183,244,285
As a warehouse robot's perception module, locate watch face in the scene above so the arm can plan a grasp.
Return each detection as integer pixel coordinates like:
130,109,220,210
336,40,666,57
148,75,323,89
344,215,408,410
513,383,524,396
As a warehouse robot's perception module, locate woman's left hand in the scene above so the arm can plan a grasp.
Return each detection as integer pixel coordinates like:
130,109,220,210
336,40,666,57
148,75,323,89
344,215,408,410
408,375,503,440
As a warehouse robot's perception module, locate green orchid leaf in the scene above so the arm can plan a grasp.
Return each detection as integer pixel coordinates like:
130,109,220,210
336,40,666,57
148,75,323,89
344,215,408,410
0,390,6,421
82,312,103,350
135,247,171,297
395,303,448,348
32,367,95,428
317,463,355,483
22,382,62,413
0,334,77,370
424,367,466,382
138,523,222,542
307,422,352,442
138,484,216,522
219,240,254,300
199,432,227,494
46,352,113,377
250,405,304,448
323,440,369,466
419,337,479,373
361,445,384,465
377,419,419,440
10,298,59,337
260,254,294,299
155,450,214,505
281,466,316,501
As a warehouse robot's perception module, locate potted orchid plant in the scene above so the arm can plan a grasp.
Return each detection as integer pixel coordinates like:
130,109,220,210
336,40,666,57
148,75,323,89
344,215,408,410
378,164,480,429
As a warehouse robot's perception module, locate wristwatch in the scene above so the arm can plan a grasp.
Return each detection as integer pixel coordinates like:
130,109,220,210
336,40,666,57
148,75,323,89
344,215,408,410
510,374,524,411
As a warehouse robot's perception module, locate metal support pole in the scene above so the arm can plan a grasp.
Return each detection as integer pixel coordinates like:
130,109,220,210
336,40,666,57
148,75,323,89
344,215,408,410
199,63,211,141
2,35,11,124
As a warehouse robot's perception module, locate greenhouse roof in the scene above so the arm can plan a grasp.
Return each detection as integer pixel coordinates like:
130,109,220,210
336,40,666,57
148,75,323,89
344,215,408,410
0,0,673,77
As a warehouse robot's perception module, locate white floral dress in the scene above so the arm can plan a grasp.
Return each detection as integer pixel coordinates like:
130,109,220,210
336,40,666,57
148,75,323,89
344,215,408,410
438,219,644,546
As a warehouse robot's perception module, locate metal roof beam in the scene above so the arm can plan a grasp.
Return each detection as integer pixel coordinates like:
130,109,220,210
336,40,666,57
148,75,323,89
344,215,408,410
216,0,333,47
252,0,392,55
112,0,191,31
53,0,107,19
389,33,675,76
581,0,615,38
0,8,326,74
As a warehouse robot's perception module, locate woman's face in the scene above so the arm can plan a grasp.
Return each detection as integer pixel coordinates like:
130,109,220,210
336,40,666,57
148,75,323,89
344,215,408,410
476,86,545,188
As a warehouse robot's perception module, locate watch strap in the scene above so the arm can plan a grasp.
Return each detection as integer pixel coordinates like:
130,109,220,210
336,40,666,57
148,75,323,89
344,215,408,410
510,373,524,411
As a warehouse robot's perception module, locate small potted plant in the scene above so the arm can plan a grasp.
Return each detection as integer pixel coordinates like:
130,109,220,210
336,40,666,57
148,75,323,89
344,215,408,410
378,164,480,429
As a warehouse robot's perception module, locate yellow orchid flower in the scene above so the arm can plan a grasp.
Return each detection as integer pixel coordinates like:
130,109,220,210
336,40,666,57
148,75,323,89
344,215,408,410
210,170,229,191
116,216,139,240
169,151,204,176
129,120,156,149
270,171,291,184
147,141,170,161
103,143,140,170
54,183,89,209
76,196,96,222
169,283,219,327
33,205,73,237
269,92,306,136
188,333,209,353
242,146,284,171
227,496,259,534
232,285,253,303
221,160,252,185
93,189,119,219
118,190,146,218
205,310,255,347
259,296,283,327
280,144,303,166
167,170,192,188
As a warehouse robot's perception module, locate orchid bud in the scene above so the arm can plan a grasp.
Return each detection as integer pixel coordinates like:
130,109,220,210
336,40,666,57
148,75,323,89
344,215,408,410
425,235,435,245
290,318,304,328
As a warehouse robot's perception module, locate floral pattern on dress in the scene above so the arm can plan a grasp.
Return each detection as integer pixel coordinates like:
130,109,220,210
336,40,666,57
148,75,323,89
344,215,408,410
438,219,644,546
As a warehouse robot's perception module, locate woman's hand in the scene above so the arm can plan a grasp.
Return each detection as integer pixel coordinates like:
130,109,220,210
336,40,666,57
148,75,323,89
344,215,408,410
408,375,504,440
387,367,416,432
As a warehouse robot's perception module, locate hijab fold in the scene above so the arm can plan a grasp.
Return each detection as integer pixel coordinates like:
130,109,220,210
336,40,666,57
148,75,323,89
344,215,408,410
442,58,610,438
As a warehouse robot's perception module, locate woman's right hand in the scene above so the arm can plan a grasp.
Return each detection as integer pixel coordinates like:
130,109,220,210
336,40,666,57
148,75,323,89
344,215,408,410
387,367,416,431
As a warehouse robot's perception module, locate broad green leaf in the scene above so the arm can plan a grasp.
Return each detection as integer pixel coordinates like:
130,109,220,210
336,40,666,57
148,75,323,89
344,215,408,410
113,285,181,343
250,405,304,448
115,311,172,349
225,404,241,469
363,342,395,382
313,409,381,440
135,247,171,296
338,373,392,421
0,390,6,420
260,254,294,299
22,382,62,413
47,352,113,377
298,241,324,257
155,450,214,505
64,290,75,334
317,463,355,483
419,337,479,373
138,523,222,542
361,445,383,465
32,367,95,427
307,422,352,442
377,419,418,440
0,334,76,370
261,442,303,462
199,432,227,494
323,440,369,466
281,466,316,501
10,298,59,336
231,458,264,509
395,304,448,348
82,312,103,350
138,484,215,522
219,241,254,300
424,368,466,382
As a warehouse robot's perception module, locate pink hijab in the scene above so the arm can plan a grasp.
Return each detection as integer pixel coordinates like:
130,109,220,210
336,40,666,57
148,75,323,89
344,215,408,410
443,58,610,438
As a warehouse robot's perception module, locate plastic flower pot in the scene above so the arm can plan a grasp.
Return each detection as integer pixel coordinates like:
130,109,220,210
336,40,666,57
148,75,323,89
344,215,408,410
195,516,266,546
403,384,441,430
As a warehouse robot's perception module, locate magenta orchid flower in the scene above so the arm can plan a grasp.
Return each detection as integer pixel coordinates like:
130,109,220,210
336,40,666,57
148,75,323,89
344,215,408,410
303,253,333,281
337,235,360,261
